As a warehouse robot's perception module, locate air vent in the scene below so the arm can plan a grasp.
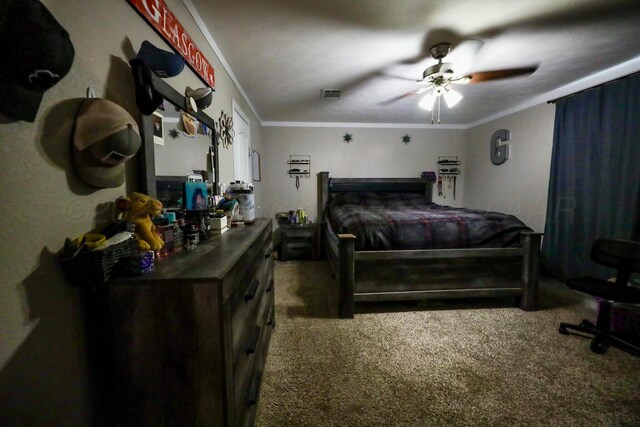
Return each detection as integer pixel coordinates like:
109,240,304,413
320,89,341,100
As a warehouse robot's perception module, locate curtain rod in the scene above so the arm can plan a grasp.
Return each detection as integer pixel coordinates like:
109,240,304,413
547,71,640,104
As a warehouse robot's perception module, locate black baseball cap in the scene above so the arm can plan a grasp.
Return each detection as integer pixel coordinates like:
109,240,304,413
0,0,75,122
136,40,185,78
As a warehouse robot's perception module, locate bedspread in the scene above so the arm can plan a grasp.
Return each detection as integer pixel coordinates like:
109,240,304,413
326,192,532,251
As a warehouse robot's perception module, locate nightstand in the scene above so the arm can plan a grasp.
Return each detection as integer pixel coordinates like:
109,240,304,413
279,223,318,261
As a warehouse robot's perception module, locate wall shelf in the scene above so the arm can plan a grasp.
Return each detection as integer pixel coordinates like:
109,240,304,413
437,156,461,166
436,156,461,200
437,156,462,175
288,155,311,178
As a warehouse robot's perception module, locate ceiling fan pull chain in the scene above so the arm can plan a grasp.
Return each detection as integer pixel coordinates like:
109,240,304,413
437,96,441,125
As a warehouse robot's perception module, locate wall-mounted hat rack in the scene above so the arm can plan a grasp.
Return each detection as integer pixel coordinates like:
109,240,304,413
288,154,310,190
436,156,461,200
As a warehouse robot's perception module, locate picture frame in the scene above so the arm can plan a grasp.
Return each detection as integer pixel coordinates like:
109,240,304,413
252,149,261,182
184,181,208,211
152,111,164,146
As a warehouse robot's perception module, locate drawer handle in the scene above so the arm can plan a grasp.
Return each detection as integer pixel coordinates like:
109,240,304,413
245,278,260,301
246,326,261,355
267,315,275,327
266,279,273,293
264,248,272,258
247,371,262,406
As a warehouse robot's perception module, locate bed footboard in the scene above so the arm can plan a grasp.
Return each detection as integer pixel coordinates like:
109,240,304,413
328,231,542,319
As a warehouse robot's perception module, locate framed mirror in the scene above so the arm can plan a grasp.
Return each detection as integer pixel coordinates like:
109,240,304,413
137,71,218,202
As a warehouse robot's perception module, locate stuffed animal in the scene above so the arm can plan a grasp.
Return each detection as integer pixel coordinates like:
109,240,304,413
119,192,164,251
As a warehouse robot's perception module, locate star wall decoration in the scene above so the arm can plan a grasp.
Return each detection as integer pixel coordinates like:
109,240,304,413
169,128,180,139
402,134,411,144
342,132,353,143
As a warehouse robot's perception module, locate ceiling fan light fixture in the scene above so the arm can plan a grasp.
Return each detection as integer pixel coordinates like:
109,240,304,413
443,88,463,108
418,92,437,111
433,86,446,96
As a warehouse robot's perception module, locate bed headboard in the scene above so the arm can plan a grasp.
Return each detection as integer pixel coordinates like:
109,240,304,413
329,177,428,194
316,172,433,224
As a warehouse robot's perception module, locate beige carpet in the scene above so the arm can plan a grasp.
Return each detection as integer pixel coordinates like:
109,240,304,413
255,261,640,426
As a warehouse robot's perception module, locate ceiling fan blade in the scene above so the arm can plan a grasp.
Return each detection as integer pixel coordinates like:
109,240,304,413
467,66,538,84
447,39,483,75
376,72,423,82
379,89,424,106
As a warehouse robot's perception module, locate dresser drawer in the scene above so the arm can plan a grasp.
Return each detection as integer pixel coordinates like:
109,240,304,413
230,237,274,392
233,290,273,422
236,357,263,427
230,239,273,355
284,230,314,242
233,288,273,398
282,244,313,260
230,272,263,354
234,301,274,427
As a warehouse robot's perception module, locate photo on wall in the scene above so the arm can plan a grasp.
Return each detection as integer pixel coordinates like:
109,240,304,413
152,111,164,146
252,149,261,182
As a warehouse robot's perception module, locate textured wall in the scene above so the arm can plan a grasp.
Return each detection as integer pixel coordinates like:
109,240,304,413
260,126,466,224
0,0,260,424
463,103,556,232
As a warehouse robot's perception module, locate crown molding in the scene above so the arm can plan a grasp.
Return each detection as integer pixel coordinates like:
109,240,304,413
261,121,466,130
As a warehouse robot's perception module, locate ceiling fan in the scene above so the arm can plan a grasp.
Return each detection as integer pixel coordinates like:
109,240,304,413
382,42,537,124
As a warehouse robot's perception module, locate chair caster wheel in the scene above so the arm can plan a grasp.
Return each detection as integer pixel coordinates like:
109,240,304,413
590,339,607,354
559,325,569,335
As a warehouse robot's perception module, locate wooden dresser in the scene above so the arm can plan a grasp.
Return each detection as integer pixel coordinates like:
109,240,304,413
104,219,274,427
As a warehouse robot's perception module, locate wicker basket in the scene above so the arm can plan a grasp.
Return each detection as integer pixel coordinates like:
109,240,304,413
58,238,138,287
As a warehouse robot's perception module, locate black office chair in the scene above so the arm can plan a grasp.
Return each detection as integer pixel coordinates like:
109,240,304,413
559,238,640,357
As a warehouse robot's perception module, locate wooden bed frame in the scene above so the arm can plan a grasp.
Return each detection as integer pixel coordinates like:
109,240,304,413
317,172,543,318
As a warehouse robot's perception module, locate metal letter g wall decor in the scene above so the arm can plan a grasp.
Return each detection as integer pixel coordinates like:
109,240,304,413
490,129,510,165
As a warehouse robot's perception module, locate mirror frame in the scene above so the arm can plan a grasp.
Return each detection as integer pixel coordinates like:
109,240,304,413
137,71,218,198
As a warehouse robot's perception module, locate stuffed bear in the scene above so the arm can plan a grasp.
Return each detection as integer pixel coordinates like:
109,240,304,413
119,192,164,251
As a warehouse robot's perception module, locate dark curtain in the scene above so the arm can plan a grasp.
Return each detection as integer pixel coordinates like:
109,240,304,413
542,73,640,280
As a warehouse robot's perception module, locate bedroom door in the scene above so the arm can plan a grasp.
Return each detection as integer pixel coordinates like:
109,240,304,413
233,100,251,183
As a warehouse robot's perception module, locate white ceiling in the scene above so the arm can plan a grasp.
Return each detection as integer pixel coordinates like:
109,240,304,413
189,0,640,126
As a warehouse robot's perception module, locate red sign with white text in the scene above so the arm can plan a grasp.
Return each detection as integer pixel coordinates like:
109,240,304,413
127,0,215,89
